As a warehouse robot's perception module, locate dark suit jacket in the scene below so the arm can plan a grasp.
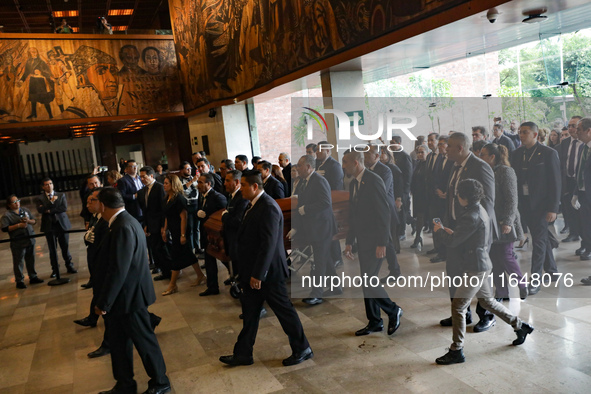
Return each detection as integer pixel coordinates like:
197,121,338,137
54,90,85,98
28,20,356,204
222,190,249,260
236,192,289,284
503,130,521,148
87,217,108,281
96,211,156,315
137,181,166,234
383,162,403,201
558,136,585,194
575,144,591,205
210,172,225,195
369,161,399,225
282,164,292,196
444,153,497,244
512,142,561,213
292,172,337,244
435,203,493,274
317,156,344,191
393,150,412,197
346,169,391,249
492,134,516,154
199,188,228,227
117,174,143,220
35,192,72,234
263,175,285,199
434,156,454,193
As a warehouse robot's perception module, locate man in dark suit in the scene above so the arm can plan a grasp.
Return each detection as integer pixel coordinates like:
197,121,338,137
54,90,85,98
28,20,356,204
278,152,292,196
220,170,312,367
390,136,412,239
35,177,77,276
573,118,591,270
197,173,228,296
117,159,143,221
381,152,404,253
95,188,170,394
80,173,103,230
316,141,344,266
257,160,285,199
512,122,561,296
342,151,403,337
197,157,224,194
235,155,249,172
364,145,400,279
222,170,250,278
290,155,339,305
492,124,516,154
138,166,167,278
429,136,454,257
439,132,497,332
558,116,584,243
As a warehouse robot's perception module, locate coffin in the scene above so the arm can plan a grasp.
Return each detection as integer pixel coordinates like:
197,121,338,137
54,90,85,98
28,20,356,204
204,191,350,262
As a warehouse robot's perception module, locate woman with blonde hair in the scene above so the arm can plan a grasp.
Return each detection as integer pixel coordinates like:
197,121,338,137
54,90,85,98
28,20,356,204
105,170,122,187
161,174,206,295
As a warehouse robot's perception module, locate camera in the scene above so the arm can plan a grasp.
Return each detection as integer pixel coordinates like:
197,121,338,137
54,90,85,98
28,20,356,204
98,166,109,172
487,8,499,23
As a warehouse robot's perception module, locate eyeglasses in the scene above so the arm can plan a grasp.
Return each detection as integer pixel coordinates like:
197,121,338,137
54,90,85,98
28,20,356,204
9,200,20,204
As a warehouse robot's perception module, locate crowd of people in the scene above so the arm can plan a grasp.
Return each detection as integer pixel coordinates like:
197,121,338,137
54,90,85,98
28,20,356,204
2,116,591,390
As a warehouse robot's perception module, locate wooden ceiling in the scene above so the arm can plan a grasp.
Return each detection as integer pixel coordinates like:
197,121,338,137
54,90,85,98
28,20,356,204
0,0,170,34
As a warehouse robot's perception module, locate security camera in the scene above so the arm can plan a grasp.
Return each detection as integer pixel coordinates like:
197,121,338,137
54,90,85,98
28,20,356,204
487,8,499,23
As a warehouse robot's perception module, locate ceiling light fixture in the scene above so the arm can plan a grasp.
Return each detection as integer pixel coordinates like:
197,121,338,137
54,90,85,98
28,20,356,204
108,9,134,16
53,10,78,18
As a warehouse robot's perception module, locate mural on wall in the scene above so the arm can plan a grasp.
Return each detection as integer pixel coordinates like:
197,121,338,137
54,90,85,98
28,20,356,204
0,39,183,123
169,0,466,113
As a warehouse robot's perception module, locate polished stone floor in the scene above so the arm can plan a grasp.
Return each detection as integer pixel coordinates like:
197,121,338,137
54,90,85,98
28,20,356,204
1,191,591,393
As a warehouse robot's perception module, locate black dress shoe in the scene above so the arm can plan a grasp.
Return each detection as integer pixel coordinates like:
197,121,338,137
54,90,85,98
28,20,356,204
581,276,591,286
430,256,445,263
562,234,580,243
436,349,465,365
473,317,496,332
29,277,44,284
153,274,171,281
440,312,472,327
388,307,403,335
88,345,110,358
519,286,528,300
81,282,92,289
513,322,534,345
355,323,383,336
282,347,313,366
528,284,540,296
426,248,438,255
151,314,162,330
151,268,161,275
334,259,344,268
219,354,254,366
576,247,587,256
223,278,232,285
142,384,171,394
66,267,78,274
199,288,220,296
581,251,591,261
99,388,136,394
74,317,97,328
302,297,323,305
16,282,27,289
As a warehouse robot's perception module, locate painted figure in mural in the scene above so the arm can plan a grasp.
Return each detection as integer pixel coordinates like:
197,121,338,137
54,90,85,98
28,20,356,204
0,52,18,114
70,45,122,116
118,45,147,77
142,47,162,75
18,47,55,120
47,51,75,113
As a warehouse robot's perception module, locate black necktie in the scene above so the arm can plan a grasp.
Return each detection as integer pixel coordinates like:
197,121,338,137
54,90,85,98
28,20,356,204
448,165,462,219
350,179,359,203
568,139,578,177
244,202,253,218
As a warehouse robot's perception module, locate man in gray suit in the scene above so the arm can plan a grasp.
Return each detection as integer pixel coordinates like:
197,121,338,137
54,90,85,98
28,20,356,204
35,177,76,277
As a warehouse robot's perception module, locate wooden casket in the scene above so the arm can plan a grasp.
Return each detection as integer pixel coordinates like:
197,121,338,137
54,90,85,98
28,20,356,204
204,191,350,262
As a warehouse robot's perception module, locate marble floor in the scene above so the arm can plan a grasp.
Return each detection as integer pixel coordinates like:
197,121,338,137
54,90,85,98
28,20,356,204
1,191,591,393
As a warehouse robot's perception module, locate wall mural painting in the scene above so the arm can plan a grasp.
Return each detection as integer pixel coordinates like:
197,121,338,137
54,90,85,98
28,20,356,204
0,39,183,123
169,0,466,113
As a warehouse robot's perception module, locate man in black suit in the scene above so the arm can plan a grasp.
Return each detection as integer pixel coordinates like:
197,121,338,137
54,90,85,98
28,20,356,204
235,155,249,172
219,170,312,367
390,136,412,239
257,160,285,199
471,126,490,143
342,151,403,337
380,151,404,253
138,166,167,277
35,177,77,276
512,122,561,296
290,155,339,305
364,145,401,279
492,124,516,154
197,173,228,296
278,152,292,196
222,170,250,278
117,159,143,221
80,173,103,230
573,118,591,269
439,132,497,331
197,157,224,194
95,188,170,394
219,160,235,184
505,120,522,148
429,136,454,257
558,116,584,243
